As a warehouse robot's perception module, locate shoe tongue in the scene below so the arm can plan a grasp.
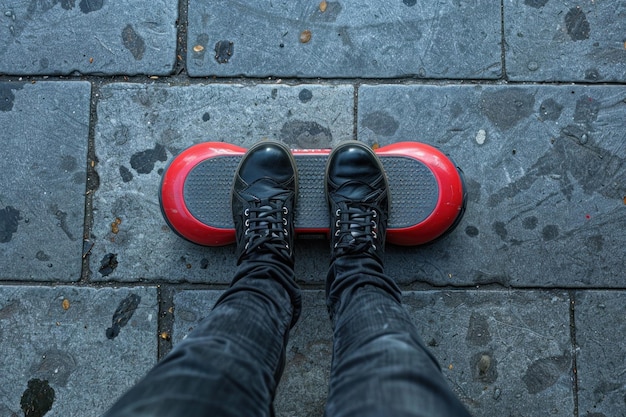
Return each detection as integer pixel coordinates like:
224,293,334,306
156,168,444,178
255,205,280,238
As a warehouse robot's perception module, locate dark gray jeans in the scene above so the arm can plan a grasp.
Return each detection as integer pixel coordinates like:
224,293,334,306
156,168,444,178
103,252,471,417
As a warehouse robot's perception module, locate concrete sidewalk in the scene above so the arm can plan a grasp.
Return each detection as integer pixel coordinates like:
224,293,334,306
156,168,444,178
1,1,625,416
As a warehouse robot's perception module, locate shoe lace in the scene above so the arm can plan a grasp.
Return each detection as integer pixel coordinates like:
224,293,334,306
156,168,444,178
333,201,379,254
242,197,291,259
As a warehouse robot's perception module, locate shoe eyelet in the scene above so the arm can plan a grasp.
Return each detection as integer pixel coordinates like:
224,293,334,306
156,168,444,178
283,207,288,215
245,219,250,227
335,209,341,217
372,210,377,218
335,219,341,227
371,220,377,229
335,230,340,236
244,208,250,216
283,228,288,235
244,242,249,250
283,218,287,225
372,244,377,250
372,231,377,239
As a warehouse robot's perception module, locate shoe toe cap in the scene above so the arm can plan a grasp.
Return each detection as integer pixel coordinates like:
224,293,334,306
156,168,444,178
239,143,295,183
328,143,383,184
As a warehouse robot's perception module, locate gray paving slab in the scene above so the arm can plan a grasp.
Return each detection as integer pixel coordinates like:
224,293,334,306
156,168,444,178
504,1,626,82
187,0,502,79
91,82,353,282
0,81,90,282
358,84,626,288
0,286,157,417
173,289,574,416
405,290,574,417
576,291,626,417
0,0,177,76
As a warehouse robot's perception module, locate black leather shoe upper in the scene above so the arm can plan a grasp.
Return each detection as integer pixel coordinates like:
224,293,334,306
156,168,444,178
231,141,297,265
325,141,389,263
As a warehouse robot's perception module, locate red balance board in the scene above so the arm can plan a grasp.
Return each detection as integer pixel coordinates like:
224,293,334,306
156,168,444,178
159,141,467,246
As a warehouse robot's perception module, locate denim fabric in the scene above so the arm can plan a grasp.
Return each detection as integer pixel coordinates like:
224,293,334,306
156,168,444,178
103,253,470,417
102,252,300,417
325,254,471,417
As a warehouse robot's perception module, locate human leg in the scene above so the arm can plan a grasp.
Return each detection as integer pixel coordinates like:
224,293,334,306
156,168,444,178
103,141,301,417
323,142,470,417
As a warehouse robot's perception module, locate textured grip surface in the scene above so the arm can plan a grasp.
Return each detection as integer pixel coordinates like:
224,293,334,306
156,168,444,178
183,154,439,229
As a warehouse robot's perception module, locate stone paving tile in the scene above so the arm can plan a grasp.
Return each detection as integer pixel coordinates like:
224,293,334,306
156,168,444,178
405,290,574,417
0,81,90,282
187,0,501,79
575,291,626,417
91,82,353,282
173,289,574,416
504,1,626,82
0,0,177,76
358,84,626,288
0,286,157,417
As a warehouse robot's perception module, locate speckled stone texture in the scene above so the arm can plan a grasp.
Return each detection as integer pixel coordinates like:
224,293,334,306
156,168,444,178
0,0,177,75
187,0,502,78
0,81,90,281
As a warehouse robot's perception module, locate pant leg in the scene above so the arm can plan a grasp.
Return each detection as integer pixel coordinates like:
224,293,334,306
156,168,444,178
103,253,301,417
324,254,471,417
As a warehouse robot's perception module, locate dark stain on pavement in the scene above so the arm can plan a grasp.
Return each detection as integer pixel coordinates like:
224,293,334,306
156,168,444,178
362,111,400,137
585,234,604,252
522,216,538,230
215,40,234,64
465,225,479,237
466,313,492,346
573,95,600,124
403,0,417,6
541,224,559,241
119,165,133,182
299,88,313,103
0,206,21,243
565,7,590,41
31,350,76,387
130,144,167,174
36,251,51,261
106,294,142,339
480,88,535,130
493,221,508,241
280,120,332,148
60,0,75,10
488,122,624,207
522,352,570,394
538,98,563,121
0,300,20,319
98,253,118,276
0,83,24,112
79,0,103,13
122,24,146,60
524,0,548,8
60,155,78,172
20,378,55,417
585,68,601,81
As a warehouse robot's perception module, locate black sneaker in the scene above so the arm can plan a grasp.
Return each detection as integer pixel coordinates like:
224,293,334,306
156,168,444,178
325,141,389,263
231,141,298,265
